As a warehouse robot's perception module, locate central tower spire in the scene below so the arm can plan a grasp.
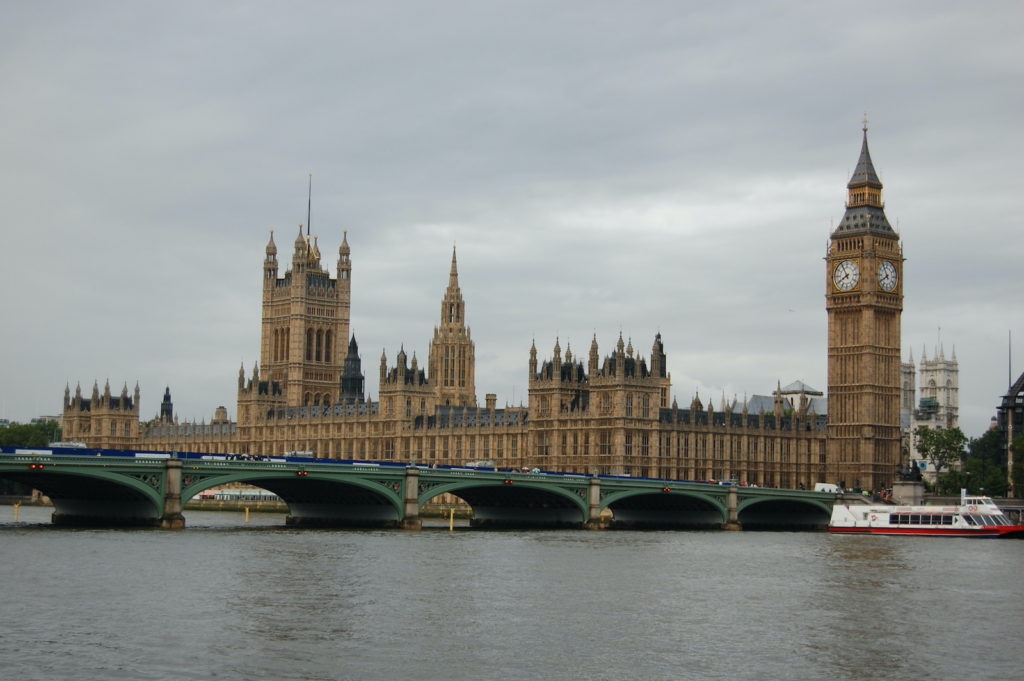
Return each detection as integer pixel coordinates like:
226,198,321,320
429,246,476,407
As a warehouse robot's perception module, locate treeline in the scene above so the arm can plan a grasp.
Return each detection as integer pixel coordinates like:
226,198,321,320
0,422,60,448
918,427,1024,498
0,422,61,495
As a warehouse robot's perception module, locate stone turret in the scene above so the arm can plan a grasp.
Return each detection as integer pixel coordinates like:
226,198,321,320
428,247,477,408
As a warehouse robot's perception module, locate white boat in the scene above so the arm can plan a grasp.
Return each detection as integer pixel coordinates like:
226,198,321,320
829,491,1024,538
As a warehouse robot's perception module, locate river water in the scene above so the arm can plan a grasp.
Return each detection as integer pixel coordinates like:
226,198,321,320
1,506,1021,681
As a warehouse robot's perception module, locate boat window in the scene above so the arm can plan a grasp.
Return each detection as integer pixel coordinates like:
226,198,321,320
909,514,920,524
943,515,953,525
964,515,976,525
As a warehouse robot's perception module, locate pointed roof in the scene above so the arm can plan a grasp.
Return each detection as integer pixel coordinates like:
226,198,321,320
831,125,895,237
848,127,882,189
777,379,823,396
449,245,459,289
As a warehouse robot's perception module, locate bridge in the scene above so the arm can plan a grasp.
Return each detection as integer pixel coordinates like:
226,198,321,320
0,446,835,530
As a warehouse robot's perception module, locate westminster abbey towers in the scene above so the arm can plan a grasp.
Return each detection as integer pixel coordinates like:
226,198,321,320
825,127,904,490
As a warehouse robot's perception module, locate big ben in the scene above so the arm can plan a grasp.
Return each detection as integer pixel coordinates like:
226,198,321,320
826,124,904,492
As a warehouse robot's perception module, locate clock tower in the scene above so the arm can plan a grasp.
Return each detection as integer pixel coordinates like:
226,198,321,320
826,125,904,492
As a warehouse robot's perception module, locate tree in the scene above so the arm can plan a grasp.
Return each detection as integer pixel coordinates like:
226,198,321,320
969,429,1005,465
0,422,61,448
0,422,60,495
914,426,967,475
936,429,1018,498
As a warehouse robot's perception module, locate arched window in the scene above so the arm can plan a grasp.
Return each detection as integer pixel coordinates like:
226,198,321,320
306,329,314,361
325,331,333,363
316,329,323,362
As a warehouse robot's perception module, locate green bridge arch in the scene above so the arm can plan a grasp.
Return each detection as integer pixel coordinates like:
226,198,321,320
599,486,729,528
1,450,840,530
0,454,166,525
416,476,590,528
179,466,407,527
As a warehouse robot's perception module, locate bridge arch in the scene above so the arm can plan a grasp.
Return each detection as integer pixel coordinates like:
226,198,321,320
600,488,728,529
0,466,164,526
182,471,405,528
736,496,832,530
419,479,589,528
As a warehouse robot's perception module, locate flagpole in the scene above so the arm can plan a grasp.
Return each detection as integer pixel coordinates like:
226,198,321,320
306,173,312,237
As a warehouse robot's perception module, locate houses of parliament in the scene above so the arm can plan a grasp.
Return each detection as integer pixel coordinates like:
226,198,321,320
61,130,904,492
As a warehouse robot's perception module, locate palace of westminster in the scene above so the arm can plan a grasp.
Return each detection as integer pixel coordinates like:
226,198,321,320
62,131,915,492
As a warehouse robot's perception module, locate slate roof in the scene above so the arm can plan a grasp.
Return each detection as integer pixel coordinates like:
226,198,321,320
778,380,823,396
848,130,882,188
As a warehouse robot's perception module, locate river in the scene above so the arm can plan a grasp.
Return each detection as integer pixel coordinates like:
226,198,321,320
1,506,1021,681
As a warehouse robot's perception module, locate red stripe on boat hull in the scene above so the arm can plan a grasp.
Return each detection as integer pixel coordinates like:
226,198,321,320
829,526,1024,538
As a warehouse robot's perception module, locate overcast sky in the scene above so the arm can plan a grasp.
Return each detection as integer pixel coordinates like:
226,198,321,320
2,1,1021,438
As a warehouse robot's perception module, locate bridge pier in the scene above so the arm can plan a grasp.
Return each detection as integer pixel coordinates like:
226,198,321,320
584,476,606,529
723,484,741,531
401,467,422,530
160,458,185,530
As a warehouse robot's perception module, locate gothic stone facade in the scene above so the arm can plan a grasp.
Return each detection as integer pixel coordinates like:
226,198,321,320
63,132,906,491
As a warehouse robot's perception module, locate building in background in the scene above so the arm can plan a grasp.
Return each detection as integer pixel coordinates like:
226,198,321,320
62,131,905,491
900,345,960,481
996,371,1024,496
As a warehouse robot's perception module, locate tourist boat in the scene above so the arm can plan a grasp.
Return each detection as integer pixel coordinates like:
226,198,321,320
829,492,1024,538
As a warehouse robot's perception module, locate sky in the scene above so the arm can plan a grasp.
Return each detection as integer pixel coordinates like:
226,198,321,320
1,1,1021,439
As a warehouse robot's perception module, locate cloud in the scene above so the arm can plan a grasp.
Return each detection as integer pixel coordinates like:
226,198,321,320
1,1,1022,438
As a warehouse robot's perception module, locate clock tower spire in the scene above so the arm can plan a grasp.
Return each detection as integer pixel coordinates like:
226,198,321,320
825,125,904,492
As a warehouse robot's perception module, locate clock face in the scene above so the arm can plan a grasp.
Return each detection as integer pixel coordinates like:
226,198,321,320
878,260,898,291
833,260,860,291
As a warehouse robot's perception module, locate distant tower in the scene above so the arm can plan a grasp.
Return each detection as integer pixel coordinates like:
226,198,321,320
428,247,477,407
825,124,904,491
918,344,959,428
160,387,174,423
338,335,366,404
902,343,960,479
60,379,140,448
259,223,352,407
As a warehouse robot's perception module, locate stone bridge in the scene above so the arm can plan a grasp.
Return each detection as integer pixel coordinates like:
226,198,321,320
0,446,835,530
